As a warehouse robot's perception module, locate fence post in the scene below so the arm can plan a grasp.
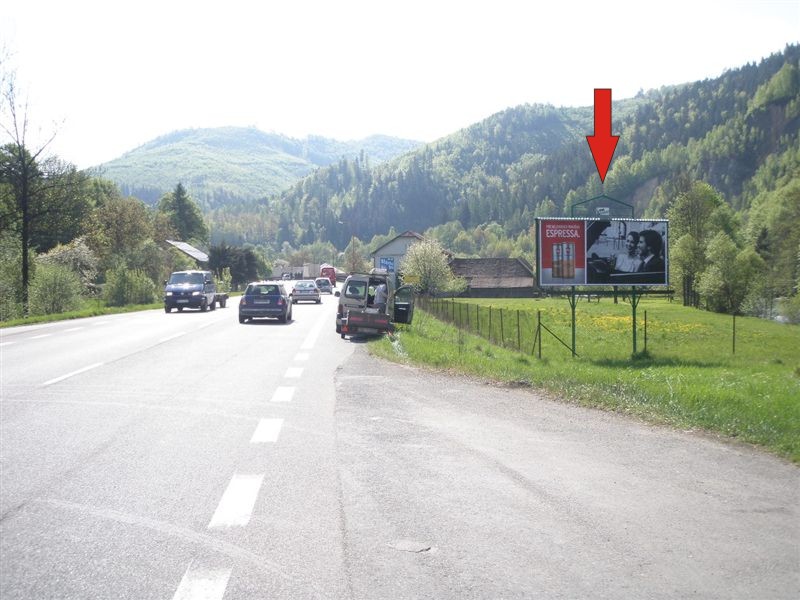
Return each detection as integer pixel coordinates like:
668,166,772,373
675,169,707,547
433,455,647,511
517,310,521,350
733,313,736,355
500,309,505,347
537,310,542,359
477,304,480,336
489,307,493,343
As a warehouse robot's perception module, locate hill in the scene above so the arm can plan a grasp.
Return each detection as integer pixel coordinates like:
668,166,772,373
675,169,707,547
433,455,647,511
91,126,422,207
265,45,799,295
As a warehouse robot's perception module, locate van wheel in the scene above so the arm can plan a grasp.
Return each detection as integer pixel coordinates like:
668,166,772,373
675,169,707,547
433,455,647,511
209,298,216,311
201,299,208,312
219,298,227,308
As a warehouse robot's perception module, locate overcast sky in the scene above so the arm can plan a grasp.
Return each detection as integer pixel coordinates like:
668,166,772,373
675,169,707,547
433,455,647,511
1,0,798,169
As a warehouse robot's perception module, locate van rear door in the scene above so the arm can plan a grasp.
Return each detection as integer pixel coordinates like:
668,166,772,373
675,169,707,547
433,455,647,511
393,285,415,324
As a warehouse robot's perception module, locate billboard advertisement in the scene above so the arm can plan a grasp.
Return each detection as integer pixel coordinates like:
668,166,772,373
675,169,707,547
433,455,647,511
536,218,668,287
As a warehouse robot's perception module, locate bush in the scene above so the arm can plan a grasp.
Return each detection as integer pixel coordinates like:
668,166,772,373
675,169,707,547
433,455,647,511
104,267,157,307
28,263,85,315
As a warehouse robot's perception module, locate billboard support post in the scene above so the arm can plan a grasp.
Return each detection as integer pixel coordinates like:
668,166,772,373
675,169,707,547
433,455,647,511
570,287,577,357
631,286,641,354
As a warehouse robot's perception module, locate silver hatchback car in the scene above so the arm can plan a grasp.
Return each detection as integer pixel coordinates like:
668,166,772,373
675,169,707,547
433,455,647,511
314,277,333,294
291,280,321,304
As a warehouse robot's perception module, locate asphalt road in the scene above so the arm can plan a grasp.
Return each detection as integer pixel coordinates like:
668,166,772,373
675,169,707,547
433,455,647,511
1,294,798,599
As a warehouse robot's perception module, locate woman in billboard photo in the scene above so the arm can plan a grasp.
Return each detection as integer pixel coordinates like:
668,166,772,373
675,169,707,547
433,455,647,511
613,231,642,273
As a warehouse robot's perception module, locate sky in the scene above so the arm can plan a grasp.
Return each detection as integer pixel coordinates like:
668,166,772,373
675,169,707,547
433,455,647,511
1,0,798,169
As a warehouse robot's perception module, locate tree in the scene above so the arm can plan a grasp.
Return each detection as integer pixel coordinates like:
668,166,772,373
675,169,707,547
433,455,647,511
666,182,726,306
696,232,766,313
157,183,209,244
400,238,466,296
1,78,93,314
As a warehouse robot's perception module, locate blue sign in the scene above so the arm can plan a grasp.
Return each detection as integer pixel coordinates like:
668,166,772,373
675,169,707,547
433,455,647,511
379,256,395,272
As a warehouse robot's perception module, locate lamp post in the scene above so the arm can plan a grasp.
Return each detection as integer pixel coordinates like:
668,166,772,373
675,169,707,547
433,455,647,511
338,220,357,273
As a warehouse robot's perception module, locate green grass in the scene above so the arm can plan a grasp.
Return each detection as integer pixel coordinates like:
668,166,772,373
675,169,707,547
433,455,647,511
0,300,163,327
0,293,243,328
369,297,800,463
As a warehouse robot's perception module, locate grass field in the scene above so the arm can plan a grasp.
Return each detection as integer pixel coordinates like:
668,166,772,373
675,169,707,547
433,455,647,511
369,297,800,463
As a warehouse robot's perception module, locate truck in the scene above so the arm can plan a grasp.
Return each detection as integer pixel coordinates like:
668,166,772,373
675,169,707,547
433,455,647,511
163,270,229,312
302,262,320,279
320,264,337,287
334,269,415,338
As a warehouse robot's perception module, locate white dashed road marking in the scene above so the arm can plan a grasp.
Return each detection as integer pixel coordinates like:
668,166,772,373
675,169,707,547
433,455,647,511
250,418,284,443
208,474,264,528
42,362,103,387
270,386,295,403
300,313,326,350
31,334,52,339
171,562,231,600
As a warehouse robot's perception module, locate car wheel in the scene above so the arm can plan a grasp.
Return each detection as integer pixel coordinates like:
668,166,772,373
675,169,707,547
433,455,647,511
316,299,321,304
164,306,171,313
177,307,184,312
219,298,226,308
239,316,246,324
200,299,208,312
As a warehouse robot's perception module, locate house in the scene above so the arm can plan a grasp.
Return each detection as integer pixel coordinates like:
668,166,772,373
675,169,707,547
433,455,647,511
369,230,425,274
448,257,538,298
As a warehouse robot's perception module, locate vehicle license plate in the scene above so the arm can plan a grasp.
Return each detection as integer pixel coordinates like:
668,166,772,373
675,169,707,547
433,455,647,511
255,299,270,304
177,299,189,303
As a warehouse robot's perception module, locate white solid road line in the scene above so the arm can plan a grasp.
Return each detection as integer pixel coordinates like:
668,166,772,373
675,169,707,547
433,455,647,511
208,474,265,528
41,362,103,387
270,386,295,403
250,418,284,443
171,562,231,600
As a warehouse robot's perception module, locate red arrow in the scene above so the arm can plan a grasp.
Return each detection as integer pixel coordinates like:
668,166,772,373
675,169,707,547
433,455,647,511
586,88,619,183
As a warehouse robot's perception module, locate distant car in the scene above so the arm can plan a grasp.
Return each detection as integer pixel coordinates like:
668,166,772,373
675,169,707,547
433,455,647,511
291,280,321,304
315,277,333,294
239,281,293,323
282,273,292,280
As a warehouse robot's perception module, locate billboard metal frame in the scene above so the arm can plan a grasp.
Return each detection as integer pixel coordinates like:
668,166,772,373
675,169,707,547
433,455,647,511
535,217,670,356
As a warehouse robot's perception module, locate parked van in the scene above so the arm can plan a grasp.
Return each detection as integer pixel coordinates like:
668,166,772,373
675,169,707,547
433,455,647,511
334,269,414,337
320,264,337,287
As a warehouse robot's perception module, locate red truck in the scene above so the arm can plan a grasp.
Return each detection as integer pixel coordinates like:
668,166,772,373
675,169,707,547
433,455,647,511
320,264,337,287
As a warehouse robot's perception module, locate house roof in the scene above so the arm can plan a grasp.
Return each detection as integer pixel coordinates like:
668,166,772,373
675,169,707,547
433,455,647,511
370,230,425,255
449,257,534,289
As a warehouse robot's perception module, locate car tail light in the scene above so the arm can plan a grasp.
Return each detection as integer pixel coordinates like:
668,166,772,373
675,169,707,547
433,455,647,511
277,298,284,306
240,297,248,306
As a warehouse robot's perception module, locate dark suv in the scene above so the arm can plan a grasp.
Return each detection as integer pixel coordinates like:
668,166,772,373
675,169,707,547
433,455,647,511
164,270,217,312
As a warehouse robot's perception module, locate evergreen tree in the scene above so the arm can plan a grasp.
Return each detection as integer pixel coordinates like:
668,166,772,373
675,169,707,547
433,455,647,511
157,183,209,244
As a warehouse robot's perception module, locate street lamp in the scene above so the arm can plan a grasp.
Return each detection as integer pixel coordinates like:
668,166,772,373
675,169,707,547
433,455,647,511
338,220,357,273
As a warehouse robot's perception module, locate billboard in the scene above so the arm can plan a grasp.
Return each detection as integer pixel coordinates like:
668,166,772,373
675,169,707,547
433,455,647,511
536,218,668,287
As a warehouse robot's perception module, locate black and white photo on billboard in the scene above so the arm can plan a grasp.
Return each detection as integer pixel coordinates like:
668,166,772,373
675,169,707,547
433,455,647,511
585,219,668,286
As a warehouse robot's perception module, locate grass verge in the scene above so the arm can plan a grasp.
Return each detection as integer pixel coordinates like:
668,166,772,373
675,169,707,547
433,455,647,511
368,298,800,464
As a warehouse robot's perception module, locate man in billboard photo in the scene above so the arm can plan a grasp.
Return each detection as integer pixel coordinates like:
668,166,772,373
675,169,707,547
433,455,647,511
637,229,665,272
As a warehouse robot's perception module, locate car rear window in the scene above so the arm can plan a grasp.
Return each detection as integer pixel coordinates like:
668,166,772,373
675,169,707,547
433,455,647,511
344,281,367,298
246,284,281,295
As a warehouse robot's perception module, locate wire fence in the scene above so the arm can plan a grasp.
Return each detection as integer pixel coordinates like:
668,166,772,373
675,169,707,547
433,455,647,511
418,296,574,358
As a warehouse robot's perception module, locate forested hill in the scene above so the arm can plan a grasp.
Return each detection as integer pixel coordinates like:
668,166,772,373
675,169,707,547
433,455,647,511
93,127,422,207
270,44,799,250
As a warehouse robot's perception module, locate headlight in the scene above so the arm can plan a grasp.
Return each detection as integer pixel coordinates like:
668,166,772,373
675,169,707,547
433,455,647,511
192,291,201,296
165,291,173,296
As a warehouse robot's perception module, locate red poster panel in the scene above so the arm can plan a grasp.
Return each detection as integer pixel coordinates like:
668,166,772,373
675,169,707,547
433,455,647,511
538,220,586,286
